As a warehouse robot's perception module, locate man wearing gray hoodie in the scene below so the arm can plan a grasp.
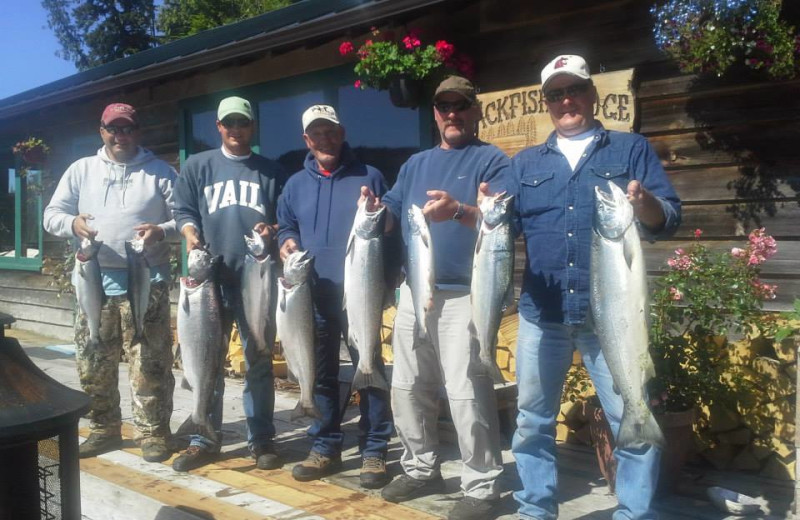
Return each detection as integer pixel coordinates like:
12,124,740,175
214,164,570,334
44,103,180,463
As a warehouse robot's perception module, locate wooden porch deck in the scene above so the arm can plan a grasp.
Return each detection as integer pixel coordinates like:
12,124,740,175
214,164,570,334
9,328,794,520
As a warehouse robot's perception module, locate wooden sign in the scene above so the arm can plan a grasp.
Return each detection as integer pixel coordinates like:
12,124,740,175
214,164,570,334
477,69,636,157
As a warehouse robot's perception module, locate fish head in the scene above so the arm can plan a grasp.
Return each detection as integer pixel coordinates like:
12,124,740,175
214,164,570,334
76,237,102,262
244,229,266,258
594,181,634,240
479,192,514,228
407,205,427,235
187,248,217,282
126,235,145,255
354,203,386,240
283,250,314,285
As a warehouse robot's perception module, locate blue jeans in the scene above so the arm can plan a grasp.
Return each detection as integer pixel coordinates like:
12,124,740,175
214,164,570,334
190,282,276,453
512,315,661,520
307,284,392,458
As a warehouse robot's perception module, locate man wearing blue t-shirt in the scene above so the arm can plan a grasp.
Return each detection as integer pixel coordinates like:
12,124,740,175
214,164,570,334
364,76,510,520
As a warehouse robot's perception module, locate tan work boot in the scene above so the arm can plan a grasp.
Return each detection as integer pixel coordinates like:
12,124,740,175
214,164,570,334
79,433,123,458
141,437,170,463
360,456,389,489
291,450,342,482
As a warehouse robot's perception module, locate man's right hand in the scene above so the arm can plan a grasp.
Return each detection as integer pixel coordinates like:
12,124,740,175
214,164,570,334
71,213,98,240
280,238,299,261
359,186,382,211
182,225,204,254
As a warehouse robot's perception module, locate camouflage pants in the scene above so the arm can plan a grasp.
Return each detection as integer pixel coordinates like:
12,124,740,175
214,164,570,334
74,280,175,441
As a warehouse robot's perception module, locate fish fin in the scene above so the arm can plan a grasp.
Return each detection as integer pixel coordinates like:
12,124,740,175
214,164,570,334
502,282,515,314
279,289,286,313
474,230,483,255
181,291,190,313
617,405,665,450
623,233,636,270
612,382,621,395
342,291,347,311
643,353,657,381
175,415,219,445
181,376,192,391
352,365,390,393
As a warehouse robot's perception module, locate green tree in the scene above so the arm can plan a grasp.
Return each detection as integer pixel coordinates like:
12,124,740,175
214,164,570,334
42,0,157,71
157,0,292,43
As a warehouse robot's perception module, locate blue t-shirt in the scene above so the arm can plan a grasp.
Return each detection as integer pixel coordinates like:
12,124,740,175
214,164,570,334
382,140,510,286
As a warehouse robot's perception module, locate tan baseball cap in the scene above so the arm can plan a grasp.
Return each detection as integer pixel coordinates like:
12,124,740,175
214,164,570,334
302,105,340,132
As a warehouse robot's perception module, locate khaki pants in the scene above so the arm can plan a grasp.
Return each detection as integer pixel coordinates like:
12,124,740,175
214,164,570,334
390,282,503,499
74,280,174,441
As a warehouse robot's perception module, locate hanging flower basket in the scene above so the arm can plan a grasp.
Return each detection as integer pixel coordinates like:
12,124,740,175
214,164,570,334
388,75,423,108
12,137,50,173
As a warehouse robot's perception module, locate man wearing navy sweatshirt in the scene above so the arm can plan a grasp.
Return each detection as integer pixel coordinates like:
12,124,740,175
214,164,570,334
362,76,510,520
172,96,287,472
277,105,393,488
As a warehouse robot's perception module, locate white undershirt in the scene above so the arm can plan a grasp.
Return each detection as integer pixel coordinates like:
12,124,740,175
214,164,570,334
556,128,597,171
220,145,251,161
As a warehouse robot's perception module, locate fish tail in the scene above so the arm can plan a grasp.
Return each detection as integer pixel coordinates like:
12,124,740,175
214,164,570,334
352,366,390,393
617,405,665,449
291,401,322,421
175,414,219,445
468,358,506,384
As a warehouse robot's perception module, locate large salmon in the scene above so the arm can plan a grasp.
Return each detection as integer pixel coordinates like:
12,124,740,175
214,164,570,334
590,181,664,449
176,249,224,444
125,236,150,344
241,230,276,354
344,201,388,392
276,250,321,420
75,238,104,347
406,205,435,338
469,193,514,383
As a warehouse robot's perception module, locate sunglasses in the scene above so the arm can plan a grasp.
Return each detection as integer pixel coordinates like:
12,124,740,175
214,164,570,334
221,118,252,129
103,125,138,135
434,100,473,114
544,82,592,103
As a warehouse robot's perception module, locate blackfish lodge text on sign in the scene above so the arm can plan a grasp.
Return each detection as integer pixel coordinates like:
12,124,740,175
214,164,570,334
477,69,636,158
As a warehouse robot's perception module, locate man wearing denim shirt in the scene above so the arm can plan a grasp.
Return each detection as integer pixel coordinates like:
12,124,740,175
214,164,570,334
510,55,681,520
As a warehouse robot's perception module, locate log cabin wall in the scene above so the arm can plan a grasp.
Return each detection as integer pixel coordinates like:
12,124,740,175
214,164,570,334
473,0,800,311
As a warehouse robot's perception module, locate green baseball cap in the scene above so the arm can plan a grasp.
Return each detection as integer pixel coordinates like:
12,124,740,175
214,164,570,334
218,96,254,121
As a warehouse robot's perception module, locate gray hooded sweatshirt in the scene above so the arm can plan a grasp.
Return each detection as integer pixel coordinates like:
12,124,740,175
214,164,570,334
44,146,179,274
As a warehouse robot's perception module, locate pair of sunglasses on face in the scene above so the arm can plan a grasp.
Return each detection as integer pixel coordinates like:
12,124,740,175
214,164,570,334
543,81,592,103
434,100,473,114
102,125,139,135
221,118,252,129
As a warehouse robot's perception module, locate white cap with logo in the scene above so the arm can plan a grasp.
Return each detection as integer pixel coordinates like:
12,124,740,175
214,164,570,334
541,55,592,90
302,105,340,132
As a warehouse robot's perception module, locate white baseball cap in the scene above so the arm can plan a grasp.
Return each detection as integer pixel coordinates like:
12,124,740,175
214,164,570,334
218,96,254,121
302,105,340,132
541,55,592,90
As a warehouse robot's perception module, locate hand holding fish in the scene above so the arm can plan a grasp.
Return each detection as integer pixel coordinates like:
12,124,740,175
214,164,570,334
182,224,204,254
358,186,382,212
424,189,479,227
72,213,98,240
253,222,276,242
280,237,299,261
134,223,165,246
475,182,491,207
626,180,666,232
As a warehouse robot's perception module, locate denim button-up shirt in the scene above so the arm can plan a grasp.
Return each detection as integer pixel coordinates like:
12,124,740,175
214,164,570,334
511,124,681,325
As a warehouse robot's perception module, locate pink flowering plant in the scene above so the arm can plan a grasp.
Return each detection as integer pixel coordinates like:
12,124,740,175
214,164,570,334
648,228,779,413
651,0,800,79
339,27,474,90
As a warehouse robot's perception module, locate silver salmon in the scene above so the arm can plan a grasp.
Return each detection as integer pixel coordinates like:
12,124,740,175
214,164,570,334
241,230,276,354
590,181,664,449
344,201,388,393
469,193,514,383
406,205,435,338
176,249,224,444
76,238,104,346
125,236,150,343
276,250,321,420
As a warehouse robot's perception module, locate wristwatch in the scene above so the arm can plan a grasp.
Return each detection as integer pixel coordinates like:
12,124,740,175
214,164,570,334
452,201,465,221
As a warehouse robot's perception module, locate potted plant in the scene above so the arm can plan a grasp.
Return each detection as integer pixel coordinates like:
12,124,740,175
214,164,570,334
12,137,50,172
650,0,800,79
338,27,474,108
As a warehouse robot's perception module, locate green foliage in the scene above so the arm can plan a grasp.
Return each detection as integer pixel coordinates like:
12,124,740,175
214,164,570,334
651,0,800,79
339,28,474,90
43,240,75,297
774,298,800,343
12,137,50,169
42,0,158,71
157,0,291,43
648,228,778,413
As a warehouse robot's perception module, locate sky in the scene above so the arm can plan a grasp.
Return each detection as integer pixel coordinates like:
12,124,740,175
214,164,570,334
0,2,78,100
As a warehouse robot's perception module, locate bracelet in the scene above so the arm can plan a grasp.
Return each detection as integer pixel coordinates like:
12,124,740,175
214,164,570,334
451,201,465,221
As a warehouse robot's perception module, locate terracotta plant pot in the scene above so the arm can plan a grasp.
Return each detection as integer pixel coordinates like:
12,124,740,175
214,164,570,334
388,75,422,109
586,400,695,496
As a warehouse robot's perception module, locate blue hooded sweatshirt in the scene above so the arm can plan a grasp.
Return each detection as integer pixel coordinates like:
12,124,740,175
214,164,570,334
277,143,387,286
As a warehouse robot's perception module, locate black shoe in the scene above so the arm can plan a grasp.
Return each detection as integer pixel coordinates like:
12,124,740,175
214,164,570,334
381,474,445,503
79,433,123,458
253,442,282,470
360,456,390,489
291,451,342,482
141,437,171,463
172,445,217,472
447,496,497,520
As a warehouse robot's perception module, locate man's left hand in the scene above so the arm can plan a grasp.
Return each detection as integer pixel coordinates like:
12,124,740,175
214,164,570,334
627,180,666,231
254,222,276,242
134,223,166,246
423,190,460,222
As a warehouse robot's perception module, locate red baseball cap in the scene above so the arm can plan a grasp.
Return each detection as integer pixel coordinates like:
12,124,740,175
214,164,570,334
101,103,138,126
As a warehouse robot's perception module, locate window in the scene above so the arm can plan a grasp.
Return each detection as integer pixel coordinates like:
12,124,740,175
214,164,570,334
0,167,43,271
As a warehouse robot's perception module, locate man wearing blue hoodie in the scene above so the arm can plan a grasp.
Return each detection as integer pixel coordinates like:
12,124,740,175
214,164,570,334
44,102,179,463
277,105,393,488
